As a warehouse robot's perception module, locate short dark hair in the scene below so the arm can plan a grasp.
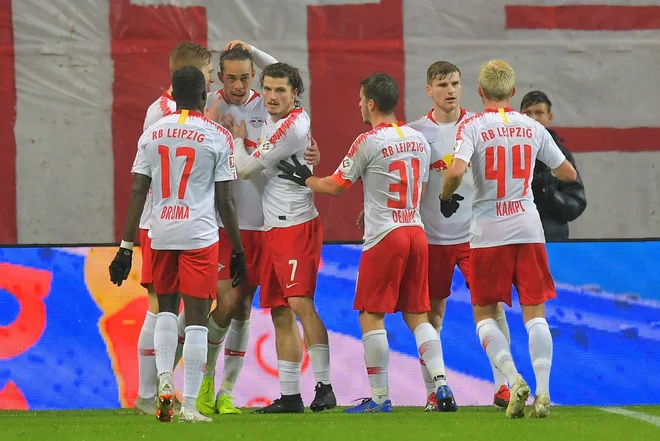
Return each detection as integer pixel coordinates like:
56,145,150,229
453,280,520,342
426,61,461,85
260,62,305,107
171,66,206,107
219,46,253,73
360,73,399,114
520,90,552,112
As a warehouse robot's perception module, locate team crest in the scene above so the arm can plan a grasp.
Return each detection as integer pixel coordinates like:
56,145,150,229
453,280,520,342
249,117,264,128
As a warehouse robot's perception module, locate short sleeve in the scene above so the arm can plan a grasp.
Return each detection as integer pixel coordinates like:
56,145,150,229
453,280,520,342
131,135,151,177
214,131,237,182
536,127,566,170
331,133,369,189
420,137,432,183
452,119,475,164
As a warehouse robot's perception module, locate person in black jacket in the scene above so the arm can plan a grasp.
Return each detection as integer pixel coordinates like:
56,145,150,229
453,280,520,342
520,91,587,241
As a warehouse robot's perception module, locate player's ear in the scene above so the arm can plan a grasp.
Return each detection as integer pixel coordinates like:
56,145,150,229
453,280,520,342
548,112,553,123
510,86,516,98
426,84,432,98
218,72,223,82
477,85,484,98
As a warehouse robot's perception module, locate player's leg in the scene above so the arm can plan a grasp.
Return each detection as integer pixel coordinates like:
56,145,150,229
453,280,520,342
176,242,219,423
470,245,529,418
514,243,557,418
276,219,335,412
401,228,457,412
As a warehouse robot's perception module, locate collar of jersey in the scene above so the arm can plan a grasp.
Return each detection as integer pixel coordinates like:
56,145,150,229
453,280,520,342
283,107,304,118
172,109,204,117
484,107,514,113
374,121,405,129
427,108,467,125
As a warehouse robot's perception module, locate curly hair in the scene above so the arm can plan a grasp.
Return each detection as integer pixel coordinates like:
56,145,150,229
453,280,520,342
260,62,304,107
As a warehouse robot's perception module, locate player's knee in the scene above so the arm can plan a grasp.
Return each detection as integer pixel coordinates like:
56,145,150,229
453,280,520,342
359,311,386,333
287,296,318,321
271,306,297,330
521,303,545,323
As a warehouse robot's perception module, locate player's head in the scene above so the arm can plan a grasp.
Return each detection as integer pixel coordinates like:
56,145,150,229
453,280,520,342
260,62,304,118
478,59,516,103
169,42,214,91
520,90,553,127
218,46,255,105
359,73,399,125
171,66,207,112
426,61,462,114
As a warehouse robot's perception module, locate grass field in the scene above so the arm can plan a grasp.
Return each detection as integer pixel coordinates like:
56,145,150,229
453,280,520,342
2,406,659,441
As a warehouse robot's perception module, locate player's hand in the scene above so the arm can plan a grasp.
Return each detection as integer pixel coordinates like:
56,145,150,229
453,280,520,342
440,194,464,218
205,96,222,123
356,210,365,230
277,155,312,186
225,40,250,51
223,114,247,140
305,137,321,166
109,247,133,287
230,250,247,288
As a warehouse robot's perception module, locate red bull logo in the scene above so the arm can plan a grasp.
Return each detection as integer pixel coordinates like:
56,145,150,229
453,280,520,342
430,159,449,172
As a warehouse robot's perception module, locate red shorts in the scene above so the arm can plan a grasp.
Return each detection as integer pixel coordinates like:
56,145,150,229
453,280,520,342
428,242,470,300
354,226,430,314
139,229,153,287
259,217,323,309
218,228,263,287
151,241,219,300
469,243,556,307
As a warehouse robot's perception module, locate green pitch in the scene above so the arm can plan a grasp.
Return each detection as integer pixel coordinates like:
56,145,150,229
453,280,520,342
2,406,659,441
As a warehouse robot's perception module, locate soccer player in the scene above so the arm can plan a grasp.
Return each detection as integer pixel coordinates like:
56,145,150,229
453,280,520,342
110,66,247,423
440,60,577,418
407,61,512,411
277,73,449,413
134,41,214,415
224,62,336,414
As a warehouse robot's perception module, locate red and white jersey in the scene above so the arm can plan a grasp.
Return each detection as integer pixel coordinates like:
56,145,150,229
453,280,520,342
132,110,236,250
207,89,267,231
253,107,318,229
332,122,431,251
139,91,176,230
409,109,474,245
453,107,566,248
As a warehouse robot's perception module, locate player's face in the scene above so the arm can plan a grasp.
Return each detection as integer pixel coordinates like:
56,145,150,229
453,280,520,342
201,61,214,91
262,76,297,118
359,88,371,124
426,72,462,114
220,59,255,105
522,102,553,127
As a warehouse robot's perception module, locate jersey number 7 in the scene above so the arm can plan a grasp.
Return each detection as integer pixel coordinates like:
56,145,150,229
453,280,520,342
158,145,196,199
485,144,532,199
387,158,421,209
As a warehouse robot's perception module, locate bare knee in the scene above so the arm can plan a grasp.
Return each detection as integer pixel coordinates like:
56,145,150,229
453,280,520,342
472,303,499,324
428,298,447,330
402,312,429,333
521,303,545,324
146,285,159,314
359,311,385,333
271,306,297,331
233,286,256,321
287,297,320,325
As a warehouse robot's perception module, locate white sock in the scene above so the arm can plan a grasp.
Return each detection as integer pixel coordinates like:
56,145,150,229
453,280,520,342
278,360,301,396
183,325,208,403
205,315,229,378
137,311,158,399
419,359,436,397
307,344,331,385
219,319,250,395
173,311,186,370
414,323,447,388
363,329,389,404
526,317,552,397
491,307,511,391
154,312,178,377
477,318,519,385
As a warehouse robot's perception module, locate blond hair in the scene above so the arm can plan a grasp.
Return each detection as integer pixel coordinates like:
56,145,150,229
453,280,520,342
169,41,212,74
479,60,515,101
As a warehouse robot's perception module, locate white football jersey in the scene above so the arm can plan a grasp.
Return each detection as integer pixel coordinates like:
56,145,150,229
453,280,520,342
453,107,566,248
332,122,430,251
206,89,267,230
138,91,176,230
132,110,236,250
409,109,474,245
253,107,318,229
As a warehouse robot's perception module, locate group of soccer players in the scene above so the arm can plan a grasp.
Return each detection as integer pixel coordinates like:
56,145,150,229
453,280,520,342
109,38,577,423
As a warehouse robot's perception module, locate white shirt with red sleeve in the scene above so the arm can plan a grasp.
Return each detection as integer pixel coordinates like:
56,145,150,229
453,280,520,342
132,110,236,250
332,122,431,251
453,107,566,248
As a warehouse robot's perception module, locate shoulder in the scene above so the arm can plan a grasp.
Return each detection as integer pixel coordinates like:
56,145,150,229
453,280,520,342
269,108,309,143
456,112,484,139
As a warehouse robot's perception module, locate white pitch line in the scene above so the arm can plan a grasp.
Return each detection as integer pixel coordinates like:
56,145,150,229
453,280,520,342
598,407,660,427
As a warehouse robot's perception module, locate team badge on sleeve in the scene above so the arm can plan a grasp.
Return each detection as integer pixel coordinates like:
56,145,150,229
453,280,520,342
339,156,355,175
453,139,464,153
258,140,275,157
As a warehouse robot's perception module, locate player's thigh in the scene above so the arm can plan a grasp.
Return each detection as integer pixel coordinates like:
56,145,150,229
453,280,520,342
469,245,516,307
398,227,431,314
455,242,471,287
151,249,179,295
217,228,233,282
243,230,264,288
259,230,287,309
514,243,557,306
178,242,219,300
428,244,458,300
354,228,409,314
139,229,154,286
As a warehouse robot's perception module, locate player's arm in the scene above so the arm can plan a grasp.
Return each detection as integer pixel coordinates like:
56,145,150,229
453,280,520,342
440,159,467,200
121,173,151,243
215,181,244,253
538,128,577,182
441,123,474,201
225,40,277,69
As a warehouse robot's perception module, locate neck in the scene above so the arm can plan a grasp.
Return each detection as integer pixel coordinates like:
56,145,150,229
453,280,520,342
369,112,399,128
167,85,173,94
270,104,296,123
432,105,461,124
176,104,202,113
483,98,510,110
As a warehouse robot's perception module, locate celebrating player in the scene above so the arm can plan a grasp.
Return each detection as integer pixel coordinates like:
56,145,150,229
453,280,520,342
110,66,247,423
407,61,512,411
278,73,449,413
440,60,577,418
133,41,214,415
224,62,335,414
